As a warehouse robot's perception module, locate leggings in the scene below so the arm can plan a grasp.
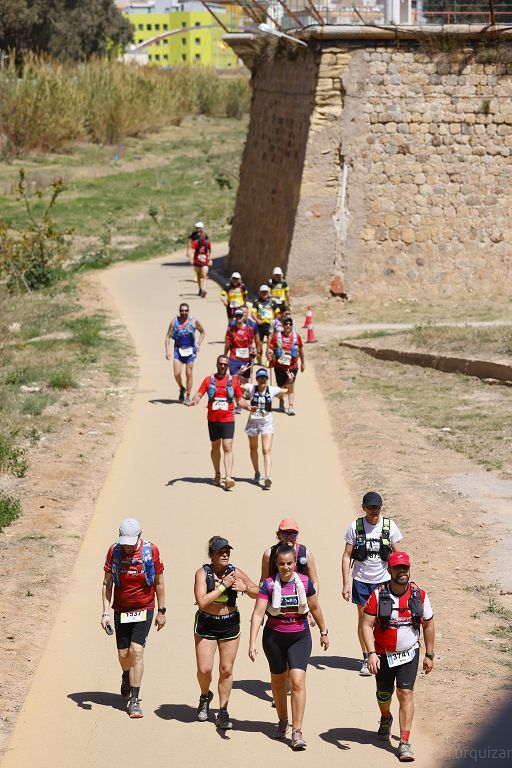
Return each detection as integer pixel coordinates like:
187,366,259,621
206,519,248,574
262,626,312,674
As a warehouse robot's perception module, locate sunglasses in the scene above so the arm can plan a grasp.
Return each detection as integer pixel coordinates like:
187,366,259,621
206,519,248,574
280,530,298,536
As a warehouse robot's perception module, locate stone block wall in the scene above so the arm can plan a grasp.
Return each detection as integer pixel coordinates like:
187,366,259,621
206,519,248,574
227,31,512,298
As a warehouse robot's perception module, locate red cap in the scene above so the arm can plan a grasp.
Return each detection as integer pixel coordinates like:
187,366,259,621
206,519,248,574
278,518,299,532
388,551,410,568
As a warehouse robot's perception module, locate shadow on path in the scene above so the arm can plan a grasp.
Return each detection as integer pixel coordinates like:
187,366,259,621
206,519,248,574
149,398,181,406
233,679,273,703
67,691,127,713
320,726,396,754
166,477,220,487
309,655,361,672
154,703,276,740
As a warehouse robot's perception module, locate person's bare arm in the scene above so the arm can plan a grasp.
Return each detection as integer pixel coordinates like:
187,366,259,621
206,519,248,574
101,572,113,629
154,572,166,631
342,542,353,601
194,320,205,351
165,320,174,360
233,568,259,599
306,549,319,595
423,618,435,674
362,612,379,673
306,594,329,651
194,567,236,610
248,597,267,661
260,549,271,584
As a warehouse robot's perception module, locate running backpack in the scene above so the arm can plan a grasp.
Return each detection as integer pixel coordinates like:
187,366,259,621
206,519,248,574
208,374,234,402
275,328,299,360
250,385,272,413
203,563,237,607
112,541,155,588
351,517,392,564
269,543,307,577
171,317,195,341
377,582,424,631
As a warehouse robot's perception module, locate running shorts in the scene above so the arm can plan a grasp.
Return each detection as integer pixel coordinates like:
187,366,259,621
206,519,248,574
114,609,154,650
194,609,241,640
228,357,251,377
262,625,312,674
258,324,271,341
174,348,196,364
245,417,274,437
352,579,385,605
376,648,420,691
208,420,235,442
275,367,298,387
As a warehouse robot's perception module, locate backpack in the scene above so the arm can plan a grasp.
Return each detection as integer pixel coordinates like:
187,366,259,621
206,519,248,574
269,543,307,577
112,541,155,588
250,385,272,414
171,316,195,341
275,328,299,360
377,581,424,631
351,517,392,564
208,374,234,402
203,563,237,607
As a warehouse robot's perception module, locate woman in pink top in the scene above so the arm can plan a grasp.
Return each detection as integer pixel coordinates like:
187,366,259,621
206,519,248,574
248,543,329,751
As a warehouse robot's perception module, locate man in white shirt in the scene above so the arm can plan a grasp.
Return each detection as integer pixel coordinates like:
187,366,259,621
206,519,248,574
341,491,403,676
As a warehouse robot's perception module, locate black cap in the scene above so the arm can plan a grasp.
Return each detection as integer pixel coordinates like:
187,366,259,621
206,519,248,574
210,538,233,553
362,491,382,507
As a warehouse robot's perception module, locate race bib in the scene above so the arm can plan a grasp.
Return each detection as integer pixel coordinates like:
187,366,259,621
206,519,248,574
279,353,291,367
120,610,147,624
236,347,250,359
212,400,229,411
229,300,241,308
386,647,417,668
179,347,193,357
261,309,273,320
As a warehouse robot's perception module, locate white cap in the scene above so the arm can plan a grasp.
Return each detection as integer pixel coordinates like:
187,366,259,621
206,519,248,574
231,271,241,279
272,266,283,275
195,221,204,229
117,518,141,546
259,284,270,292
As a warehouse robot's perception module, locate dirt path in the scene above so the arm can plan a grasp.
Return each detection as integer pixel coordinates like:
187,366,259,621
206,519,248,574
1,251,437,767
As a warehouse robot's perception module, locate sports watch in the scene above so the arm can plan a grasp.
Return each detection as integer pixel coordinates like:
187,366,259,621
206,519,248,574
157,607,167,615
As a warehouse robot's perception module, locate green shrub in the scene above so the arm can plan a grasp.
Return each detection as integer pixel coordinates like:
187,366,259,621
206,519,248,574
0,493,21,531
65,313,107,347
20,393,54,416
0,434,28,477
48,369,77,389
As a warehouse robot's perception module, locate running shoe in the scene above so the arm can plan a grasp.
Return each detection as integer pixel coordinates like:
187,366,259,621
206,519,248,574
273,719,288,739
212,473,221,487
278,400,285,413
264,477,272,490
359,659,372,676
287,407,295,416
398,740,415,762
127,697,143,718
291,729,307,750
377,713,393,740
178,386,185,403
184,395,190,406
224,477,235,490
120,672,130,699
253,471,261,484
196,690,213,722
215,708,233,730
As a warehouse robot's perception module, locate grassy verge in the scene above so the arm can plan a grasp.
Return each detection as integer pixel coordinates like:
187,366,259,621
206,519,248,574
374,323,512,358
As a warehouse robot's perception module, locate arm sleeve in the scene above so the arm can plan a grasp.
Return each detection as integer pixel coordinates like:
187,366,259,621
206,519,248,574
344,523,356,545
390,520,403,544
197,377,209,396
103,544,114,573
364,590,378,616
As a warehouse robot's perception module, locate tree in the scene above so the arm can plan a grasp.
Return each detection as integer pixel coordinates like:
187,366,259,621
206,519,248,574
0,0,133,61
423,1,512,24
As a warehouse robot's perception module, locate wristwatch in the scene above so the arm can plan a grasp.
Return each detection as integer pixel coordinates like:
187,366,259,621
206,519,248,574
425,652,434,660
320,628,328,636
157,607,167,615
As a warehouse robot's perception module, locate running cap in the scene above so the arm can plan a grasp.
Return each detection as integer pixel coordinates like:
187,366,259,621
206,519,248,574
210,537,233,553
231,271,241,279
388,551,411,568
259,284,270,292
117,518,141,546
195,221,204,228
272,266,283,275
255,368,269,378
362,491,382,508
234,308,244,317
278,518,299,532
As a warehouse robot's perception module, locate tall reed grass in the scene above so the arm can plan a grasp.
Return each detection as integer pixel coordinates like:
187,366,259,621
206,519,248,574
0,57,251,157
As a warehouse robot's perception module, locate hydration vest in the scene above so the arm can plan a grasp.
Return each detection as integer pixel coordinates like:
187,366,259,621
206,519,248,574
112,541,155,588
269,543,307,577
265,574,309,617
203,563,237,607
171,317,195,343
377,582,424,631
351,517,392,564
250,385,273,413
208,374,234,403
275,328,299,360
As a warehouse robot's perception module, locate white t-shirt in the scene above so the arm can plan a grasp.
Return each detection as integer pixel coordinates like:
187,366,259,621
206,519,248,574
345,517,403,584
243,384,281,425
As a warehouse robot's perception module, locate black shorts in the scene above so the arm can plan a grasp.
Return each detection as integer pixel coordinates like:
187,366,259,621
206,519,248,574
114,609,154,650
194,609,241,640
376,648,420,692
208,420,235,442
258,324,270,341
274,366,298,388
262,626,312,674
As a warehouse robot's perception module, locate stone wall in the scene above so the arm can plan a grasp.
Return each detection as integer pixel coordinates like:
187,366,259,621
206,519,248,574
226,29,512,298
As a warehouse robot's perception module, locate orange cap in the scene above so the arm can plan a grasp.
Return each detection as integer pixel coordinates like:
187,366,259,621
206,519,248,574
278,518,299,532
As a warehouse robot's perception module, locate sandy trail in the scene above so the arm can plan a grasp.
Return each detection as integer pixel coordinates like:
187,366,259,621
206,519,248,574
1,250,437,767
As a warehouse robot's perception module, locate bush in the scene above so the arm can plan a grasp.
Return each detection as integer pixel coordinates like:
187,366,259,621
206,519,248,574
0,493,21,532
0,434,28,477
48,369,77,389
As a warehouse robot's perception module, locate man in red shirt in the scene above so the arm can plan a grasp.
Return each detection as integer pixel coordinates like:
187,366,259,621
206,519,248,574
190,355,249,490
224,309,256,384
267,317,305,416
101,518,166,719
362,552,435,763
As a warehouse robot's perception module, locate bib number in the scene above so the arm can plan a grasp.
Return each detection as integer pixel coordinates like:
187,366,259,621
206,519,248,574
212,400,229,411
120,610,147,624
386,647,417,668
279,353,291,367
179,347,193,358
229,300,240,308
236,347,250,359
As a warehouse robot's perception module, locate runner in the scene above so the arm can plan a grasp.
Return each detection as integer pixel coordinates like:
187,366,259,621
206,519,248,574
220,272,248,320
165,303,205,405
101,518,166,719
243,369,291,488
341,491,403,676
362,551,435,762
189,355,249,490
190,228,212,298
267,317,304,415
268,267,290,311
186,220,208,259
225,308,256,385
260,519,319,598
249,543,329,750
194,536,258,730
251,285,275,364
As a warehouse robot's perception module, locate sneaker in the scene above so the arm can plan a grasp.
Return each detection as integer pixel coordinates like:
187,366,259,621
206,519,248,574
291,728,307,750
377,713,393,740
224,477,235,490
178,386,185,403
212,473,221,487
398,740,415,762
253,471,261,484
287,407,295,416
127,697,143,718
273,719,288,739
215,708,233,730
359,659,372,676
184,395,190,406
278,400,285,413
120,672,130,699
264,477,272,490
196,690,213,722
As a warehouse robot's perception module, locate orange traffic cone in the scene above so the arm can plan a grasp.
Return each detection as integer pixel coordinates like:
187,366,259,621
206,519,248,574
305,324,318,343
303,307,313,328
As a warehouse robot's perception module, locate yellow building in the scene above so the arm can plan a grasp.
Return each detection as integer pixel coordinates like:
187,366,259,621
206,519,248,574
123,1,240,68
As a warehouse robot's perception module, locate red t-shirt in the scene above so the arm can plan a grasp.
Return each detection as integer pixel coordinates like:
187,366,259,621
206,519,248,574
364,583,433,653
193,239,211,266
104,541,164,612
269,331,303,369
198,374,243,423
225,325,254,360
